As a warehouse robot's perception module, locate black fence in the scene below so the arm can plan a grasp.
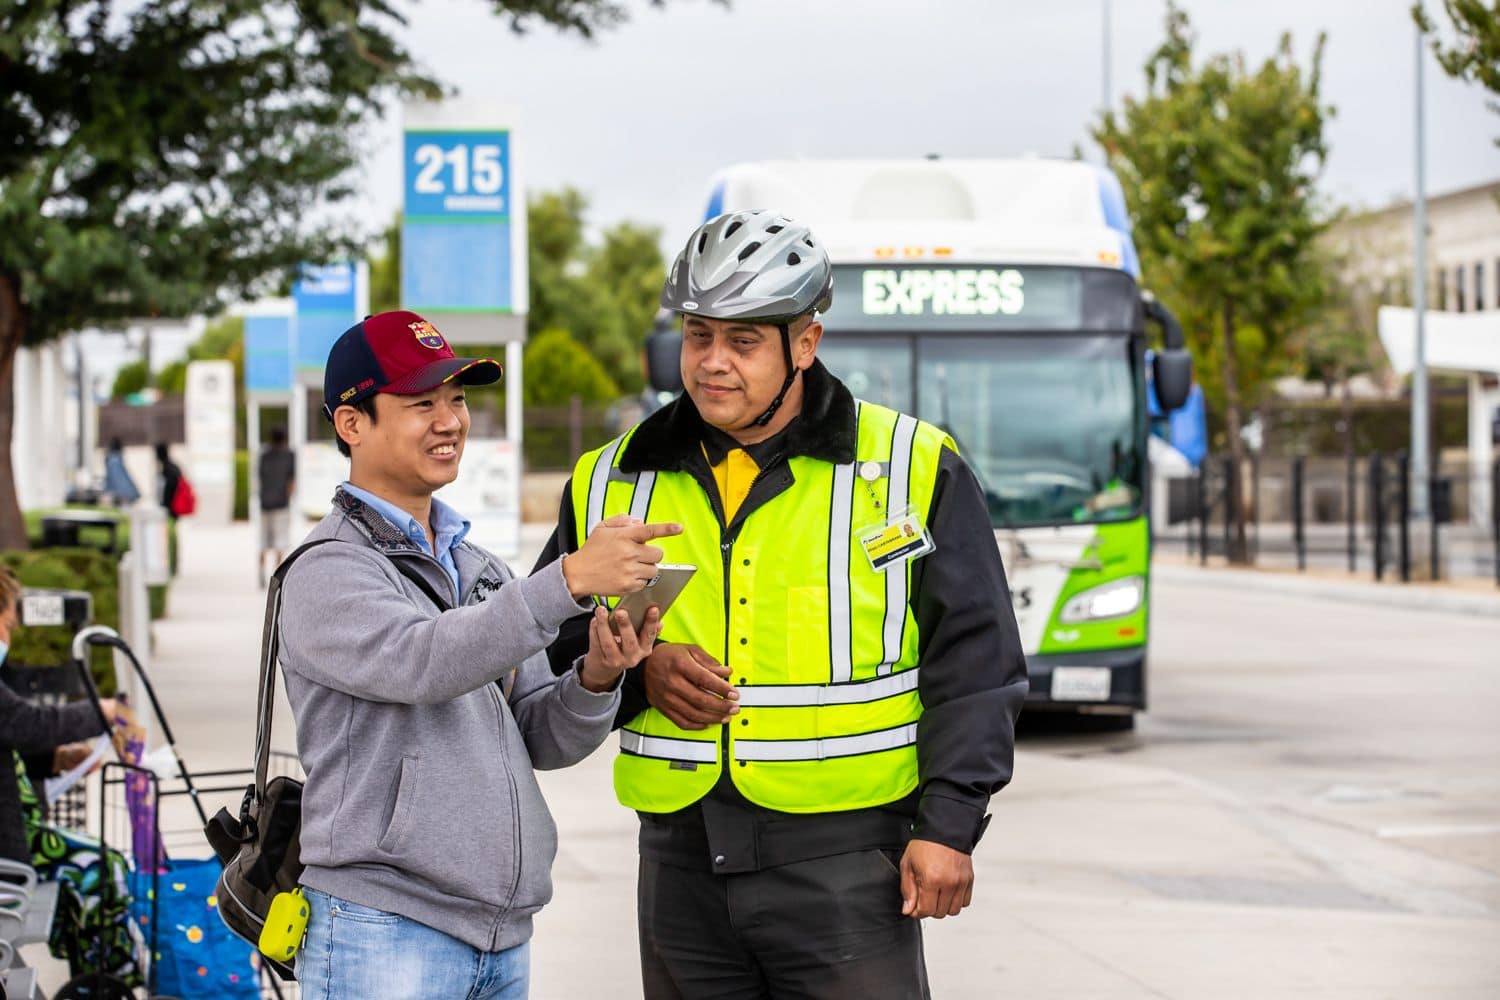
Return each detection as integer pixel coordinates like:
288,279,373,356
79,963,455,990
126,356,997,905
1165,454,1499,586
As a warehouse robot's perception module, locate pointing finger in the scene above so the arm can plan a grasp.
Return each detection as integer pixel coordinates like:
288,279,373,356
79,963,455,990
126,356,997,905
630,522,684,541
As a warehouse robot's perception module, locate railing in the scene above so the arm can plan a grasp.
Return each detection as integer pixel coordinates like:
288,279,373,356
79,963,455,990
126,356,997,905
1169,454,1498,586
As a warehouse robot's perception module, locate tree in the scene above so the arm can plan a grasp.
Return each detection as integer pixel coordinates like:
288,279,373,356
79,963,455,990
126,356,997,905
525,189,663,393
369,213,403,315
523,328,619,406
1415,2,1500,145
0,0,682,550
1093,3,1333,563
110,361,150,401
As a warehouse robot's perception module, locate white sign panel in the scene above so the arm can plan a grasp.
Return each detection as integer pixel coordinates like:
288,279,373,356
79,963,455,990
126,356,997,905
435,438,521,559
185,360,236,523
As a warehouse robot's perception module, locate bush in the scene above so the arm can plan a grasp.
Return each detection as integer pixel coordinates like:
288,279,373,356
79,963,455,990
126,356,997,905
523,328,619,405
1,548,121,694
234,450,249,521
23,506,174,618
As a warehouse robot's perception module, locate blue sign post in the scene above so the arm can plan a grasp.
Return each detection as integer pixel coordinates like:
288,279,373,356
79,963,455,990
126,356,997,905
400,103,526,556
294,262,359,374
244,315,293,393
401,130,515,315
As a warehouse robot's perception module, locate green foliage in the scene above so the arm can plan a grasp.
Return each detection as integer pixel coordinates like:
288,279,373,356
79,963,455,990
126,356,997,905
156,360,188,396
21,506,175,615
111,360,150,400
1415,2,1500,145
523,328,619,405
1,548,120,693
1297,242,1384,389
1093,3,1333,561
234,450,250,521
0,0,690,548
526,189,664,393
369,214,402,315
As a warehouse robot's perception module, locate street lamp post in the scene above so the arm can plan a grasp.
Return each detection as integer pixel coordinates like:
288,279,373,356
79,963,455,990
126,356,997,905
1411,22,1430,519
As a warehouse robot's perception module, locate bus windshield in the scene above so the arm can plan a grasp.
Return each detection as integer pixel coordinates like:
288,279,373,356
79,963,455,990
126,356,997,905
820,334,1144,528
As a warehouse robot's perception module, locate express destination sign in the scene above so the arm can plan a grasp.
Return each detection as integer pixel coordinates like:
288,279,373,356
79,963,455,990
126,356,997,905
822,264,1090,331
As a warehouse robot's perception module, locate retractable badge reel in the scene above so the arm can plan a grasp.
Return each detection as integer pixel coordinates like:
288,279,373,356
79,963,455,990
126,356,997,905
853,460,935,573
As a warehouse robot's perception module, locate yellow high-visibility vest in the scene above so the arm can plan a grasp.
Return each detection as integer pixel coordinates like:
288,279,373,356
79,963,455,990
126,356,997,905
571,400,953,814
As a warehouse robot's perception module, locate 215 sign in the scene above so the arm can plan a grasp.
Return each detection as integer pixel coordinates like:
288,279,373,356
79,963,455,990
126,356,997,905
403,131,510,216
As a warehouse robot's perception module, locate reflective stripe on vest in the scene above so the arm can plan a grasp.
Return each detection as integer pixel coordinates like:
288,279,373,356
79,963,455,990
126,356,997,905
620,730,718,764
733,667,920,707
735,723,918,762
573,400,952,814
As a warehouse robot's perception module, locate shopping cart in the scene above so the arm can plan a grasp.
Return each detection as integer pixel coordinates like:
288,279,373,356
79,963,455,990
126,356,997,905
48,626,301,1000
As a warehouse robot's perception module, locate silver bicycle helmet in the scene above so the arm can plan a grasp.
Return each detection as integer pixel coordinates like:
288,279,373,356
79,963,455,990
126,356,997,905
661,211,833,427
661,210,833,321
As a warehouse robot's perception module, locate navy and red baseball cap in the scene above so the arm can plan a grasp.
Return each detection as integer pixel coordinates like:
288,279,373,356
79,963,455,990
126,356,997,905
322,310,502,420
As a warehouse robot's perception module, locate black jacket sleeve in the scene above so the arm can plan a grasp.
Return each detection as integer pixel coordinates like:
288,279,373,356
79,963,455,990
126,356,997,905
909,447,1029,855
0,680,107,752
534,483,651,725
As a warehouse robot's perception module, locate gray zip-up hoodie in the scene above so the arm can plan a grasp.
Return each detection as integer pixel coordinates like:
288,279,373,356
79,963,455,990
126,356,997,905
278,488,616,953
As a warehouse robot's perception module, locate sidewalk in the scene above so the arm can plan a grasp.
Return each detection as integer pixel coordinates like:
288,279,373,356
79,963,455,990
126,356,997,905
1154,556,1500,618
29,518,1495,998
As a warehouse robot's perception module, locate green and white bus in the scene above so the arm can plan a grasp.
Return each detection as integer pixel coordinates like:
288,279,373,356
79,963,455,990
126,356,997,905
696,158,1192,722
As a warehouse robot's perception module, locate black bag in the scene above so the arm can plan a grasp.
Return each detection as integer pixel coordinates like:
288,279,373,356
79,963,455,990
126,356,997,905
204,539,450,980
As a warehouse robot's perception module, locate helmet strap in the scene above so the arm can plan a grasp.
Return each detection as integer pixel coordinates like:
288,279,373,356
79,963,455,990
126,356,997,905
749,323,798,428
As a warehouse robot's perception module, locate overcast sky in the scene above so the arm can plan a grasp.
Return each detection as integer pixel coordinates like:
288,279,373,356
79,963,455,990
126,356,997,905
356,0,1495,249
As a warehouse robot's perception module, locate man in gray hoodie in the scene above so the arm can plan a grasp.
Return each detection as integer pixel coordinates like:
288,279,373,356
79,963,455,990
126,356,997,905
280,310,679,1000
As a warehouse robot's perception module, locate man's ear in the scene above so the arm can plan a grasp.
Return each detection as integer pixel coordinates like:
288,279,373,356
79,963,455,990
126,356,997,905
333,405,363,452
794,320,824,371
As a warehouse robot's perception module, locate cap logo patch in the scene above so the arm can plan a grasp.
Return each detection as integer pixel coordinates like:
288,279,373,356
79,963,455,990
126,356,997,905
409,319,446,350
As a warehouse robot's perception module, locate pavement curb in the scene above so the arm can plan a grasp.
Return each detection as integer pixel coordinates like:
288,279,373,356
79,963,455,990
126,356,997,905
1153,563,1500,618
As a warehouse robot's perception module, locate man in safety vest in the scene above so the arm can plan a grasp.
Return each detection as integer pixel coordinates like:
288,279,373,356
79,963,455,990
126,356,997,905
538,210,1028,997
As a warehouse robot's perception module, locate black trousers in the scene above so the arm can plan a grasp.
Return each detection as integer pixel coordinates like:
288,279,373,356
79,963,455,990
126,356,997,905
638,851,930,1000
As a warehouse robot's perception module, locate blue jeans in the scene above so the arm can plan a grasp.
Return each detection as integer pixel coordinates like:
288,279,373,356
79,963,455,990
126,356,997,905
296,887,530,1000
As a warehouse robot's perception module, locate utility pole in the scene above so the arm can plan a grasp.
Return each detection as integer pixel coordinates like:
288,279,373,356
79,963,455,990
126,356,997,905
1102,0,1112,113
1411,22,1430,518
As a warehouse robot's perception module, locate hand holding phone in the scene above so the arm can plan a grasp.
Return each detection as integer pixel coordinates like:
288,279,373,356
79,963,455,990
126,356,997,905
608,564,697,634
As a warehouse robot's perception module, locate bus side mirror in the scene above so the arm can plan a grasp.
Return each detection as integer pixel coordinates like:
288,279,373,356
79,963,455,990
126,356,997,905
645,329,683,395
1141,292,1192,412
1154,349,1192,412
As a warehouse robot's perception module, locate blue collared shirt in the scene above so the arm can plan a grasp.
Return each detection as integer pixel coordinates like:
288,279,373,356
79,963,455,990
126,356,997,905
340,482,471,599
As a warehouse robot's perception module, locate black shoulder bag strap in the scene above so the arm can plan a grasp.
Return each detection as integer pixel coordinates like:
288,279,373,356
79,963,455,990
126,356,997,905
250,540,453,805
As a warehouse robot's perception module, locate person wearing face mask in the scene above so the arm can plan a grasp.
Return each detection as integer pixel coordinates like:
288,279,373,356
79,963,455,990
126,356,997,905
0,566,119,864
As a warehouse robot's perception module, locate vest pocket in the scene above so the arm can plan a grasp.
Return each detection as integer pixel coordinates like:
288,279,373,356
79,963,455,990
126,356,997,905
786,586,830,686
378,755,418,854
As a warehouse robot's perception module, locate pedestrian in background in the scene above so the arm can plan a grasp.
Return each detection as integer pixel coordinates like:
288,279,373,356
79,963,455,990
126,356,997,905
542,211,1028,998
257,426,296,587
154,442,185,519
102,437,140,506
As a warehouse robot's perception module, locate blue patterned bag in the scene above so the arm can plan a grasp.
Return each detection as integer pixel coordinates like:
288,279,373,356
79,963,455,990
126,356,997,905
129,857,260,998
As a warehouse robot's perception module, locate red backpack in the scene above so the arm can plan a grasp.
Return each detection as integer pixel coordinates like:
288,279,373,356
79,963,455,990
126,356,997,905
170,474,197,516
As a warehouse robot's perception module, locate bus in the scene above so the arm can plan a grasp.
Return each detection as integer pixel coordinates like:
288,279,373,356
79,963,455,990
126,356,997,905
688,158,1193,724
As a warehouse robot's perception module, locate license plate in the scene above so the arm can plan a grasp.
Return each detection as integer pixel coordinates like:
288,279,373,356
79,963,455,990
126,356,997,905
1050,666,1112,702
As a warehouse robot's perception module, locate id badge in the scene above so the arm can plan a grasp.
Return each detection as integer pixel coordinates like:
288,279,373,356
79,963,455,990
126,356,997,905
856,507,935,573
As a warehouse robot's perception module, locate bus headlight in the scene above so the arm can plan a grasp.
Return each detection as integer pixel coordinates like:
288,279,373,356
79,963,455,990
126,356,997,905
1059,577,1144,623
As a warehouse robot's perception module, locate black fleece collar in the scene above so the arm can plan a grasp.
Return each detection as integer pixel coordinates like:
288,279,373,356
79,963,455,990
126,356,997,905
618,359,858,474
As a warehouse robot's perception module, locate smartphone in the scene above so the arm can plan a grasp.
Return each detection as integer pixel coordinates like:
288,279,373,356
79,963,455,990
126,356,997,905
609,564,697,634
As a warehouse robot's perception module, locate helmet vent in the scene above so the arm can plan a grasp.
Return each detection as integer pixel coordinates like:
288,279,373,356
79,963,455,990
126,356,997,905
725,220,743,238
804,237,815,247
765,224,784,234
697,233,708,254
786,252,801,266
737,241,762,262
